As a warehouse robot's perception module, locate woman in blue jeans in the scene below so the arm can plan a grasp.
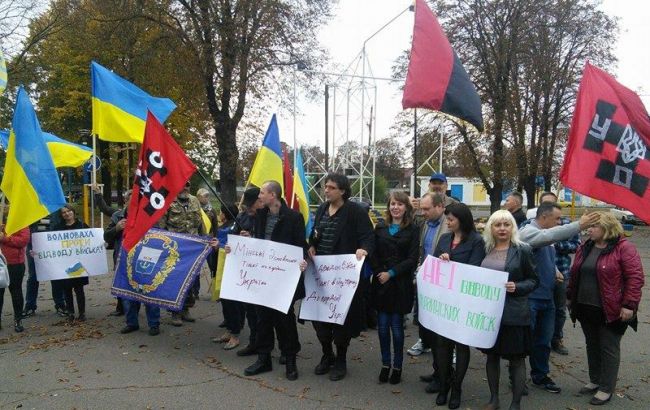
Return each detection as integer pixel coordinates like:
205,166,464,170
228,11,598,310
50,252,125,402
370,191,419,385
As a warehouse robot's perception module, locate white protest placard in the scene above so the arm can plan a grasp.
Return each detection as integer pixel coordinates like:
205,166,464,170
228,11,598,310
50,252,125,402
33,228,108,281
417,255,509,349
299,254,363,325
220,235,303,314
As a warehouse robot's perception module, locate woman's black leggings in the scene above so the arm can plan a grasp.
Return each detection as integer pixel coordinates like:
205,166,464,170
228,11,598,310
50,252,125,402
435,335,470,389
0,264,25,321
63,283,86,315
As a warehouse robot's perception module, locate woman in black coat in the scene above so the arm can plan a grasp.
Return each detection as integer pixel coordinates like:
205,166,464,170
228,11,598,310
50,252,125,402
479,210,538,410
433,203,486,409
370,191,419,385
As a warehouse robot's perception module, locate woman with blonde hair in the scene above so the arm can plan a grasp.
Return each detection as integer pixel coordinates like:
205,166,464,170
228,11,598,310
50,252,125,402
567,211,644,406
370,191,419,385
480,210,538,410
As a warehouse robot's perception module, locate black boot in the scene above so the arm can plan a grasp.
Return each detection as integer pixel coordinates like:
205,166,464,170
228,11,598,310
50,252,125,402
244,353,272,376
14,319,24,333
315,343,335,375
436,382,449,406
379,366,390,383
329,346,347,381
389,368,402,385
448,381,462,409
285,354,298,381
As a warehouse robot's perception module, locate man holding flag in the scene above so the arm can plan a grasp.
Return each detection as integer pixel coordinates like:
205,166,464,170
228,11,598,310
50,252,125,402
158,180,205,326
116,111,215,335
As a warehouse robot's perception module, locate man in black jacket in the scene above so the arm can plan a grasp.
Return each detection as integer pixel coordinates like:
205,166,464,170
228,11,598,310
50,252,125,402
308,173,375,381
504,191,526,227
243,180,308,381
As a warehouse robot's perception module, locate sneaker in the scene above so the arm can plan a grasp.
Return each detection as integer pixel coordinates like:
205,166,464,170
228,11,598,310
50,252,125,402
407,339,431,356
181,310,195,323
171,312,183,327
532,376,561,393
551,339,569,355
22,308,36,318
120,325,139,334
55,306,67,317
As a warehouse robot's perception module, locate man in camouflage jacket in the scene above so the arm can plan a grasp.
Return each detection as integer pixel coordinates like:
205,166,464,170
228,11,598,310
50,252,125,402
158,181,205,326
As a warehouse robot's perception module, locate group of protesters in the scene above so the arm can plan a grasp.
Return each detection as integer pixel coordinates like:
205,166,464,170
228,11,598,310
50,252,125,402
0,171,644,409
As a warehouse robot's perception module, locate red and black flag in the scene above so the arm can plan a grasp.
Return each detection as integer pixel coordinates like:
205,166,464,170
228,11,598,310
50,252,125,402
402,0,483,132
560,62,650,223
122,111,197,250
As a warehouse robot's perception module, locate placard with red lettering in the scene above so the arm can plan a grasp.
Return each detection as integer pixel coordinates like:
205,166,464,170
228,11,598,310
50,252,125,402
220,235,303,314
299,254,363,325
417,255,508,348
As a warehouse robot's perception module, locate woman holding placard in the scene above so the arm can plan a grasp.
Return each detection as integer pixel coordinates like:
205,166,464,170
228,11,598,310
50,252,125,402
370,191,419,385
51,205,89,323
480,210,538,410
433,203,485,409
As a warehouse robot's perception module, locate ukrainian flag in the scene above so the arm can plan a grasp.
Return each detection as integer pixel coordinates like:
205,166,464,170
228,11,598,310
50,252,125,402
247,114,284,192
66,262,88,277
0,130,92,168
293,148,313,238
0,49,6,94
200,208,212,234
0,86,66,236
91,61,176,143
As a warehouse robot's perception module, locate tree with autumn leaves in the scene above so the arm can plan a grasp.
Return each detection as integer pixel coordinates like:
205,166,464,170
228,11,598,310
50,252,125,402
3,0,331,203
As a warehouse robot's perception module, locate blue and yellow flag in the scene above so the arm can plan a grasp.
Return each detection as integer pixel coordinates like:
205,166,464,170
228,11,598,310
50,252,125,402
0,129,92,168
0,49,7,94
293,148,313,238
247,114,284,192
0,87,66,235
91,61,176,143
112,228,213,311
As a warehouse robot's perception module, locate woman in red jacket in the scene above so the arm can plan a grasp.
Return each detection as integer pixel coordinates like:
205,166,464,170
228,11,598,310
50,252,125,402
0,225,31,332
567,211,644,406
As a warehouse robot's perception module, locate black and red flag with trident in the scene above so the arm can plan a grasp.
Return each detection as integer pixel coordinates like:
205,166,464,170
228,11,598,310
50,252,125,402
402,0,483,132
560,62,650,223
122,111,197,250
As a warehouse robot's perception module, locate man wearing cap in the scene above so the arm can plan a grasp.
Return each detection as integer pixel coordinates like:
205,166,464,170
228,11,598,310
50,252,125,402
232,187,264,357
412,173,458,216
428,173,458,207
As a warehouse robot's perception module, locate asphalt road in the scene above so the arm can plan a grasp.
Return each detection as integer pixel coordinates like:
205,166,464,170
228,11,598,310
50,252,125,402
1,228,650,409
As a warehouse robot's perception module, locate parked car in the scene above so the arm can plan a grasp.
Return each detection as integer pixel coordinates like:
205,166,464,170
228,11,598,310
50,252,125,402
610,208,646,226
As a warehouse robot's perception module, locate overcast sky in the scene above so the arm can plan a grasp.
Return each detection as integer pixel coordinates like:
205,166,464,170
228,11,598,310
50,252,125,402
273,0,650,158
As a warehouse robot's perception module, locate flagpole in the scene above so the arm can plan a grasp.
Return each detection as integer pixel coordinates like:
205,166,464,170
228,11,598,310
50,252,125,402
0,193,5,226
290,148,298,209
91,133,97,227
196,168,241,230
